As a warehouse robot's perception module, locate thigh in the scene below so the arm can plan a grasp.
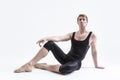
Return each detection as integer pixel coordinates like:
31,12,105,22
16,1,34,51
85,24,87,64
59,61,81,75
43,41,68,64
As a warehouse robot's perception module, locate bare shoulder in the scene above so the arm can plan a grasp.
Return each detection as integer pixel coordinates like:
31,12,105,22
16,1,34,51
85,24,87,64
66,32,74,39
90,32,97,40
89,32,97,45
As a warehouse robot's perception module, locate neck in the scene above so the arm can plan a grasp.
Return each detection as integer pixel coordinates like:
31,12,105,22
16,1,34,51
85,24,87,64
79,28,86,34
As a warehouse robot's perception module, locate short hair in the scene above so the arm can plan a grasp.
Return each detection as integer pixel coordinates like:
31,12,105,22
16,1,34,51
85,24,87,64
77,14,88,22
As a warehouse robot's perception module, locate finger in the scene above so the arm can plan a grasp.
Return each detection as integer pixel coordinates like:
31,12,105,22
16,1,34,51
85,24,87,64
39,43,41,47
39,42,40,46
36,41,39,44
36,40,42,44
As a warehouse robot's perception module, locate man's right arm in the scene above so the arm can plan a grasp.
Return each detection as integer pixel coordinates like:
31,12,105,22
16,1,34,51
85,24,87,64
36,33,72,46
44,33,72,42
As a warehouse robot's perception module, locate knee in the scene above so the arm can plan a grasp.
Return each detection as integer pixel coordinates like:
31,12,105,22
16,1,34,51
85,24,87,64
45,41,55,47
59,62,81,75
46,41,54,45
43,41,55,51
59,65,76,75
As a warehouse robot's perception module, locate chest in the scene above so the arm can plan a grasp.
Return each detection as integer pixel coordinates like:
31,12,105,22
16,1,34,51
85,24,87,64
74,33,89,41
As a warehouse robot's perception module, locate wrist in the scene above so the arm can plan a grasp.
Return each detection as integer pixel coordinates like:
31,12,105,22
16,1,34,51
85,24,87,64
95,65,98,68
43,37,48,41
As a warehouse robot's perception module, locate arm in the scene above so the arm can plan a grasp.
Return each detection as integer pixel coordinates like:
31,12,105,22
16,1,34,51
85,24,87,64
43,33,72,42
90,33,104,69
36,33,72,46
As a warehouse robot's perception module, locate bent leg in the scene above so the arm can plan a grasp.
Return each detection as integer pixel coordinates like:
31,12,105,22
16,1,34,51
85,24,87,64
34,63,61,73
14,41,67,73
34,61,81,74
59,61,81,75
43,41,68,64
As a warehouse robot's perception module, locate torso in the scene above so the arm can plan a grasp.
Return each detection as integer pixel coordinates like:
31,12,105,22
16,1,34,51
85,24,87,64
68,31,92,61
71,31,92,46
74,31,90,40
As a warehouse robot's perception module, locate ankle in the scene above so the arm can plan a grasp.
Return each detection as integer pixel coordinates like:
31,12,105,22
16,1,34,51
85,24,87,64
27,61,34,66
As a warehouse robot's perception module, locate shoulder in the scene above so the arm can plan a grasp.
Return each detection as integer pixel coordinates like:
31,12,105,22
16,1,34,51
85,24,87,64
90,31,97,40
66,32,75,39
89,31,97,45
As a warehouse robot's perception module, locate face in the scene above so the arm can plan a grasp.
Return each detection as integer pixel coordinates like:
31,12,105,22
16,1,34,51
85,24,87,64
77,16,88,28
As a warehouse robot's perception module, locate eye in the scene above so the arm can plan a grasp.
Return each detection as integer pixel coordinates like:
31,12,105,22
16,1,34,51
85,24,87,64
79,19,82,21
83,19,85,21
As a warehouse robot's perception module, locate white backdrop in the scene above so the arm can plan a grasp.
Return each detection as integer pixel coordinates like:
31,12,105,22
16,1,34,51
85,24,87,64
0,0,120,80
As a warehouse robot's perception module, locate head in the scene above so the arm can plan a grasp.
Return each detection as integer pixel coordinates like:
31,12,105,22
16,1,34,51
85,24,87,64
77,14,88,28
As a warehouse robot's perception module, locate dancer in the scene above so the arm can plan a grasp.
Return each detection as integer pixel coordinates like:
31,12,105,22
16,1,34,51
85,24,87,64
14,14,104,75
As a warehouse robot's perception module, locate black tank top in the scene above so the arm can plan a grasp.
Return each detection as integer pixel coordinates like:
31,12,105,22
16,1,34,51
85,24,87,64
68,32,92,61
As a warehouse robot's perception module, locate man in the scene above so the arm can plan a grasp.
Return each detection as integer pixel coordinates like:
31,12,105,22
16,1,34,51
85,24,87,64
14,14,104,74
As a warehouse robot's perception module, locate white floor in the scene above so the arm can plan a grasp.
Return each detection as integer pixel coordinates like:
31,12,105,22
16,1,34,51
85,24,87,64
1,53,120,80
1,65,120,80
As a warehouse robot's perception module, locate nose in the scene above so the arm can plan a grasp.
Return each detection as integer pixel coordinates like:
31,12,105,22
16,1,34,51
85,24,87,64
80,19,84,22
80,20,84,23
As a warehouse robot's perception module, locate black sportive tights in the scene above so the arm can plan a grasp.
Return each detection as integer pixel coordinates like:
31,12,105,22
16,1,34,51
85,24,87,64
43,41,81,75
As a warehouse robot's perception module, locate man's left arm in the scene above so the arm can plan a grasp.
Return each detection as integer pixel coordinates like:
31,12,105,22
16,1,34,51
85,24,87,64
90,33,104,69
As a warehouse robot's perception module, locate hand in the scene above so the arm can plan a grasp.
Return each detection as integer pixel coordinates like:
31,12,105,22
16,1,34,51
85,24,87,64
95,66,105,69
36,39,46,47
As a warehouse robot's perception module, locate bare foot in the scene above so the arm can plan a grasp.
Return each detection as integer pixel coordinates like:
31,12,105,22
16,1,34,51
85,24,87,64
34,63,47,70
14,62,33,73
